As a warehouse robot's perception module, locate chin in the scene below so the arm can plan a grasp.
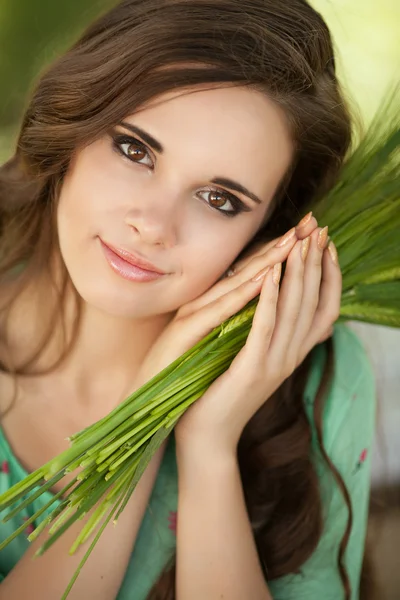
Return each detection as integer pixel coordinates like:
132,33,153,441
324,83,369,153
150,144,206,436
89,287,159,319
65,268,149,318
70,267,189,320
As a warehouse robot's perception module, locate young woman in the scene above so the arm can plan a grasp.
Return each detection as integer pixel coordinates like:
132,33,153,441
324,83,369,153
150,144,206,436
0,0,376,598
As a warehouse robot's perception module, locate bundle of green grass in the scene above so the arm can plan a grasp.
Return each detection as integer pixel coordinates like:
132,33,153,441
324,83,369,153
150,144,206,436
0,88,399,599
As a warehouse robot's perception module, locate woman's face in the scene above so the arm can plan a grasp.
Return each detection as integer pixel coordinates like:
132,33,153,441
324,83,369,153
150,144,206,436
57,85,293,318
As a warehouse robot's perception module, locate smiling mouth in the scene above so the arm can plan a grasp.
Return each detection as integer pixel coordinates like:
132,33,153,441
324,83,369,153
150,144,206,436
99,238,167,282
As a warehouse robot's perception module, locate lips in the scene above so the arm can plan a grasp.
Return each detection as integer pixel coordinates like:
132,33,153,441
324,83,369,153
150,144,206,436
100,239,166,274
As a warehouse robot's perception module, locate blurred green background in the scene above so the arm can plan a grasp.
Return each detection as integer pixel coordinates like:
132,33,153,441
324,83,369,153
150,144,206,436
0,0,399,162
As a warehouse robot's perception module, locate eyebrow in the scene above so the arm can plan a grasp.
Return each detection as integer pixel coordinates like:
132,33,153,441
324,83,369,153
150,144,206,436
119,122,164,154
119,122,262,205
211,177,262,205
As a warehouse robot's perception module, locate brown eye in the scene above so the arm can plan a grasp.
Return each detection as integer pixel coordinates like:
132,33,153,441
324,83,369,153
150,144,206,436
208,191,230,209
127,143,147,161
113,134,154,168
197,188,244,217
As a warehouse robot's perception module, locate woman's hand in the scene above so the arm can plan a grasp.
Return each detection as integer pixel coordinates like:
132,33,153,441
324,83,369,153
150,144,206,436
135,214,317,384
173,224,342,455
135,213,341,453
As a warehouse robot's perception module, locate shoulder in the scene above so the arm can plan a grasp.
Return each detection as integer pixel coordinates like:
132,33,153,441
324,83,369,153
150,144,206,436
269,326,377,599
305,322,376,452
305,323,376,540
324,323,376,453
289,324,376,598
331,322,376,392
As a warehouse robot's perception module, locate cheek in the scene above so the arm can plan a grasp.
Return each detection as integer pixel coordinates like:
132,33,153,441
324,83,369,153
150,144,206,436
56,151,128,260
57,139,131,232
57,158,94,238
178,218,257,301
58,164,107,233
55,144,264,316
56,178,95,277
55,156,112,303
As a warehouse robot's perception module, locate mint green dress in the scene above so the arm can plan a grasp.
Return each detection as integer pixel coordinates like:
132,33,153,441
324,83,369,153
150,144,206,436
0,324,376,599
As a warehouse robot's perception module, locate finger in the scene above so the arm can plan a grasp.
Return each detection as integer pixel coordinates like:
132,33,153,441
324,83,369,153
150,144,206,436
266,238,306,370
229,237,277,274
289,228,325,355
242,263,280,358
303,240,342,351
181,235,297,316
232,214,319,275
178,273,267,345
318,325,334,344
294,214,319,240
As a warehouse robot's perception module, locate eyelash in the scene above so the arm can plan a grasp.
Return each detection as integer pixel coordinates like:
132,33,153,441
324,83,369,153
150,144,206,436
111,132,251,218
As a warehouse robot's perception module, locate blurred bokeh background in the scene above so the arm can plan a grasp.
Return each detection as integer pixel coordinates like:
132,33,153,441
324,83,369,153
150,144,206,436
0,0,399,597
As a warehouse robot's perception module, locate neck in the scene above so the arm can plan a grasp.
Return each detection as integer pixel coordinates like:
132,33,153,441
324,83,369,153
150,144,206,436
3,269,173,408
62,300,172,402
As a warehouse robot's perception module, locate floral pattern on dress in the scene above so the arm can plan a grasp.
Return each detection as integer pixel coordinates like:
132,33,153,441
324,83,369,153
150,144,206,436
353,448,368,474
168,510,177,535
23,516,35,536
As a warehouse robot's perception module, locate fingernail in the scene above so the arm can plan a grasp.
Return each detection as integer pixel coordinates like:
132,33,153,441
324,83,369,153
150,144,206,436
276,227,296,248
301,236,311,262
317,226,329,250
295,211,313,230
272,263,282,286
328,241,339,266
226,268,236,277
252,266,270,282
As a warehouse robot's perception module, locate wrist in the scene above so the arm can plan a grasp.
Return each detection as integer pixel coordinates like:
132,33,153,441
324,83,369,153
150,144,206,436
174,419,242,459
175,434,238,475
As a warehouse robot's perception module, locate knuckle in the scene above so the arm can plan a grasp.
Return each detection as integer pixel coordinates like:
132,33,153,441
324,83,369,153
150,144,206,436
215,285,247,316
234,362,260,386
284,309,300,329
332,310,341,323
309,297,320,316
286,364,296,378
214,292,229,309
265,294,278,311
311,253,323,268
176,304,190,319
286,257,305,278
285,355,297,376
327,305,341,321
175,312,189,328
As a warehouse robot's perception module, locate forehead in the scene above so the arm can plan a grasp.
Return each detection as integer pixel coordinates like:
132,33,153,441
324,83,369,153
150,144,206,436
126,85,294,196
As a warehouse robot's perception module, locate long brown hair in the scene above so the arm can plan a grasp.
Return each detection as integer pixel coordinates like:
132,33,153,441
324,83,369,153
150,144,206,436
0,1,369,598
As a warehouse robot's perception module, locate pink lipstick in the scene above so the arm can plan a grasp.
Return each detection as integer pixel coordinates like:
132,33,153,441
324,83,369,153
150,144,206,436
100,239,166,282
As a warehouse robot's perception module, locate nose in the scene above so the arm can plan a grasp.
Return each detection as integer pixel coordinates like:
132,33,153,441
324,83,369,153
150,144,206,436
124,199,178,249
